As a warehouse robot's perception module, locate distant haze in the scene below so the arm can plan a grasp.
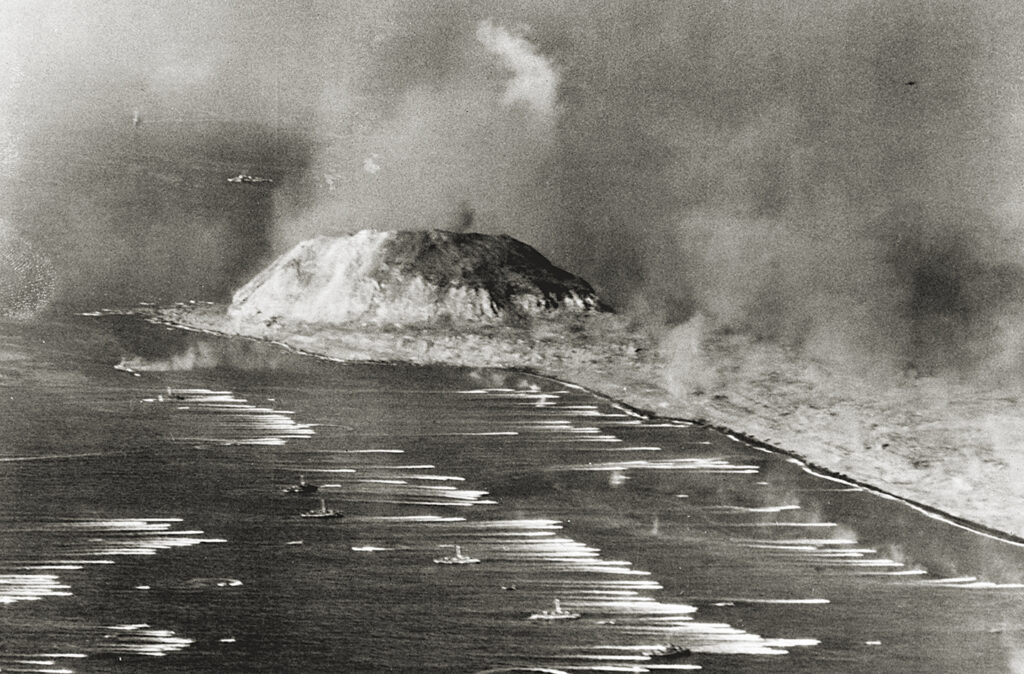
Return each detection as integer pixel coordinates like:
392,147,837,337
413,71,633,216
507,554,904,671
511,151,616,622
3,1,1024,374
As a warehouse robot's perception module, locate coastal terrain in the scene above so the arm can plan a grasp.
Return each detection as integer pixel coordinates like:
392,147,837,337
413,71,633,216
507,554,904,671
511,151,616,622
159,229,1024,541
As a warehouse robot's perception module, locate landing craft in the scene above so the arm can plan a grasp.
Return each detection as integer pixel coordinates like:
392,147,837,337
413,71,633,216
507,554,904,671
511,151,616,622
644,644,692,660
228,173,274,183
282,475,319,494
300,499,342,519
432,544,480,565
528,598,580,621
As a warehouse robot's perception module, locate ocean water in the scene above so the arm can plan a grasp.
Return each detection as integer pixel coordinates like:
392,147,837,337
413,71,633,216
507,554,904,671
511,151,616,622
2,314,1024,673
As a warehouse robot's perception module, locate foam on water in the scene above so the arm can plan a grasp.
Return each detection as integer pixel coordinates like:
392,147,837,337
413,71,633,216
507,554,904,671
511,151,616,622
7,317,1024,672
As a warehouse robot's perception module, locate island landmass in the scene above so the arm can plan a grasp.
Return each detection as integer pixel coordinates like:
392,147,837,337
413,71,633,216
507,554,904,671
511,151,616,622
158,229,1024,540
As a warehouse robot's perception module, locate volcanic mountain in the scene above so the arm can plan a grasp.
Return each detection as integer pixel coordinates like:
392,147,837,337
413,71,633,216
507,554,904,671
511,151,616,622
228,229,609,326
163,229,1024,541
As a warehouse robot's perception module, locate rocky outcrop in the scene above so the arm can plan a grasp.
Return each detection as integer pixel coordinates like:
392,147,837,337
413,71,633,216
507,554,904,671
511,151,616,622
228,230,608,327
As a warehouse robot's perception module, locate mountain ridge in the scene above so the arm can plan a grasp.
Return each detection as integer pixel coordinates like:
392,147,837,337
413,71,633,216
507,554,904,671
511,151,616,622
229,229,608,327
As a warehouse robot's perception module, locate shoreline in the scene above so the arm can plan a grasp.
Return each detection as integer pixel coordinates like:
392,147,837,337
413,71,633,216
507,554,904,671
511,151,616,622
146,304,1024,542
521,367,1024,548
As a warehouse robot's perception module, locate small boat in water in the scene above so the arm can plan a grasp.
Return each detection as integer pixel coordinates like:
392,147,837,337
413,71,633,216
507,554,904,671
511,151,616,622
300,499,342,519
528,598,580,621
227,173,273,184
282,475,319,494
433,545,480,565
644,643,692,660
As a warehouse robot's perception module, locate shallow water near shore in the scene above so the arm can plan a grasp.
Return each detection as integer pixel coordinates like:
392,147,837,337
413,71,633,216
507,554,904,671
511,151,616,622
2,314,1024,673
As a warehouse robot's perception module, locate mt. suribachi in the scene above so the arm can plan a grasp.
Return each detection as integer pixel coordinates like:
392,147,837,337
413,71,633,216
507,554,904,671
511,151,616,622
159,229,1024,541
228,230,608,326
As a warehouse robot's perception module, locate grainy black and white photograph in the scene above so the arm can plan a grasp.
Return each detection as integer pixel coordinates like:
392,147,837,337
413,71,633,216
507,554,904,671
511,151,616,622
3,1,1024,672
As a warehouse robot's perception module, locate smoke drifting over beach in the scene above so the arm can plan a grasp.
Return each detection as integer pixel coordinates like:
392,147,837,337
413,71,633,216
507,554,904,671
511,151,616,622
4,0,1024,374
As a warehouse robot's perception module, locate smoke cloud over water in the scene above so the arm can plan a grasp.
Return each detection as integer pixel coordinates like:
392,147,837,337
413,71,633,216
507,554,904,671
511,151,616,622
4,0,1024,374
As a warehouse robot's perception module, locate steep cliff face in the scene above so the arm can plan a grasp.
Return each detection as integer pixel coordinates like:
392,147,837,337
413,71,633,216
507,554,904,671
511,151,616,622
228,230,608,326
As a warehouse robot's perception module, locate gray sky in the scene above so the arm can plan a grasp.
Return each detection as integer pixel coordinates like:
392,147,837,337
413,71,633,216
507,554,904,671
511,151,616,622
3,0,1024,372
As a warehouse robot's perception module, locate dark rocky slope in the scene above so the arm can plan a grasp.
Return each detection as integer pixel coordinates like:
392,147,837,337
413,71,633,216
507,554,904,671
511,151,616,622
229,229,608,327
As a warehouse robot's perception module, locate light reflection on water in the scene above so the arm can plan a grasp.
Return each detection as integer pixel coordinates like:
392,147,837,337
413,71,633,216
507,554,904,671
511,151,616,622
0,518,222,604
2,316,1024,672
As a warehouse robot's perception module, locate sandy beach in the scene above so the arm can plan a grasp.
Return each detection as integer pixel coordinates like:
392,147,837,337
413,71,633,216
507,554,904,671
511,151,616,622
158,303,1024,542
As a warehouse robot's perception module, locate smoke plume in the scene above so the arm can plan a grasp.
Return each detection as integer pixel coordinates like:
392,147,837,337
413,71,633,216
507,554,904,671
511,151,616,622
475,19,559,120
3,0,1024,374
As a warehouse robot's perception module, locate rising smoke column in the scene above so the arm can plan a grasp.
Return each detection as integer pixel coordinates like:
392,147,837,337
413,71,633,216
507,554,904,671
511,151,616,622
270,2,1024,375
280,15,562,252
475,19,559,120
5,1,1024,374
525,1,1024,375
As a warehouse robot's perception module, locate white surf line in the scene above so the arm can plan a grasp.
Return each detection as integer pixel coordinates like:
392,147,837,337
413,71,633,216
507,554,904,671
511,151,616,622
471,663,569,667
355,515,466,523
702,505,801,514
336,474,497,508
147,387,316,446
100,624,194,657
857,568,929,576
918,576,978,584
428,516,821,657
562,446,662,452
913,576,1024,589
715,522,838,528
0,452,113,462
782,457,864,489
925,581,1024,589
801,550,879,558
302,468,357,473
0,519,221,605
704,597,830,605
17,560,115,571
308,405,819,664
461,390,681,457
722,426,1024,551
470,390,643,447
794,487,863,493
562,458,760,474
459,389,568,411
739,543,867,554
733,535,902,570
186,437,288,446
865,487,1024,550
641,422,697,428
340,460,819,662
448,431,520,436
398,484,490,497
0,574,72,604
366,500,497,508
315,448,501,513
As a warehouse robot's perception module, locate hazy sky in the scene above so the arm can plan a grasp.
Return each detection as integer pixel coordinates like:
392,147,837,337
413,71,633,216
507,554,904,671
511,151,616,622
3,0,1024,372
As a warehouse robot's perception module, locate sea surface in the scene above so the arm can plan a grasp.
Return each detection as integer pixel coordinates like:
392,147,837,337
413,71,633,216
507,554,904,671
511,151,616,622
2,314,1024,673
